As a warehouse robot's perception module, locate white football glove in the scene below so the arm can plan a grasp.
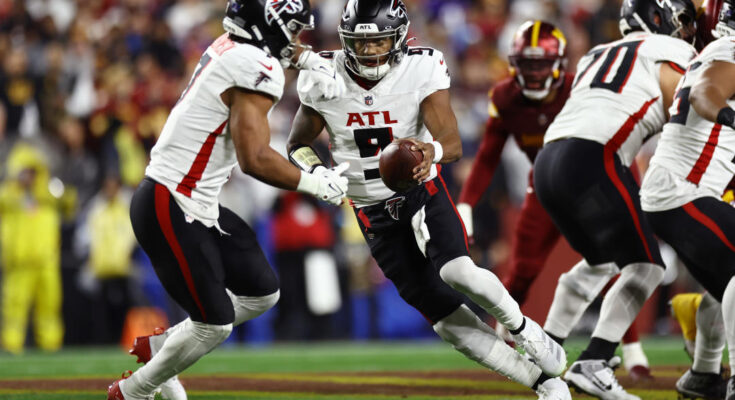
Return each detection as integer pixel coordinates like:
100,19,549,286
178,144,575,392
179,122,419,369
296,50,346,100
297,162,350,206
456,202,474,238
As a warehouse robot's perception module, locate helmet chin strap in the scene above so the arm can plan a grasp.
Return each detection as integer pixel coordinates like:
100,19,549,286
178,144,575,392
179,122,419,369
355,62,391,80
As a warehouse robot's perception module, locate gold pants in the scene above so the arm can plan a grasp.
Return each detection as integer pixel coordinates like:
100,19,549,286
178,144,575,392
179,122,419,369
2,261,63,353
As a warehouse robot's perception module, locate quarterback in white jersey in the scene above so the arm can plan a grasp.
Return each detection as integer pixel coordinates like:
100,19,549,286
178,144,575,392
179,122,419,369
532,0,697,398
288,1,571,399
108,1,350,400
296,47,447,206
640,3,735,396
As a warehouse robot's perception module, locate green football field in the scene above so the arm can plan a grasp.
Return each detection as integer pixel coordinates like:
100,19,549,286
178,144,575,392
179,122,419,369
0,336,715,399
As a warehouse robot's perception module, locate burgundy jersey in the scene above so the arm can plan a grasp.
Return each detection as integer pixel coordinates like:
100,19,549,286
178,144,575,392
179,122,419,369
459,73,573,206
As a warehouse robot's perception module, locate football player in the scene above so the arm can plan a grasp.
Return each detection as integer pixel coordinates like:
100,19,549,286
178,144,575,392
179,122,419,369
455,21,651,380
287,1,570,399
107,1,350,399
532,0,698,397
640,0,735,396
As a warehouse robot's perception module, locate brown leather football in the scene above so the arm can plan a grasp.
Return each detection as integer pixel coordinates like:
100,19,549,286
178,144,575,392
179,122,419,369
379,139,423,193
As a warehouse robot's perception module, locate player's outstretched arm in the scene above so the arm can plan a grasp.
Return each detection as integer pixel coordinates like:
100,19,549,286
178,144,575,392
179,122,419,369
226,87,302,190
659,62,685,119
227,88,348,205
411,89,462,181
689,60,735,128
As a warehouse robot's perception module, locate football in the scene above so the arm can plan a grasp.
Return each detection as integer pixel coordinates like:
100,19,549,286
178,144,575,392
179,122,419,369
379,139,423,193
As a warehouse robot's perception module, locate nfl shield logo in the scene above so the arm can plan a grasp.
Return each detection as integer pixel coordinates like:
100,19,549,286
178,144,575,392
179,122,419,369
364,95,373,105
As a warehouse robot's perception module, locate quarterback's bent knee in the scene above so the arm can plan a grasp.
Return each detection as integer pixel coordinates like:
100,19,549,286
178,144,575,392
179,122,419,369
439,256,476,291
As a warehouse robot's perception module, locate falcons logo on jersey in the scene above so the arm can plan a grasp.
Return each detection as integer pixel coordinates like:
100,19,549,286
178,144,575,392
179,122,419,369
385,196,406,220
265,0,304,25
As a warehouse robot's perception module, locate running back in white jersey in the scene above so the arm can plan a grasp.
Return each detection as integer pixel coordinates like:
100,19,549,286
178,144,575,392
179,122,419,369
641,37,735,211
545,32,696,166
297,47,450,207
146,33,285,226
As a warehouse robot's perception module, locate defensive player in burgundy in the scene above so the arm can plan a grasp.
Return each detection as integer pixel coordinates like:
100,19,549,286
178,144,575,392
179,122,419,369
457,20,651,380
287,1,571,399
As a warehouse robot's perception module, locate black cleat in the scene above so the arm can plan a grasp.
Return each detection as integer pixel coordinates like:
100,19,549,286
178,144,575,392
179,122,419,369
675,369,726,400
727,376,735,400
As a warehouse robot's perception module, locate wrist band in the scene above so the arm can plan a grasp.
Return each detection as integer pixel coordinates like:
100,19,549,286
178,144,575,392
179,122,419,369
288,144,324,172
716,107,735,128
431,141,443,164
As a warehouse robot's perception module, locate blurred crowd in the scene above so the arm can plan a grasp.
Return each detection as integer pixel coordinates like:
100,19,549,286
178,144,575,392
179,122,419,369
0,0,702,353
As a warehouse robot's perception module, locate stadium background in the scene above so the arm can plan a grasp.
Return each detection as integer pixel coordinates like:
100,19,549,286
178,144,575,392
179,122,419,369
0,0,703,356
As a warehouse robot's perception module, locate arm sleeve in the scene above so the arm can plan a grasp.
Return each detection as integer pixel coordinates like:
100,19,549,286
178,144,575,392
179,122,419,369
650,36,697,71
458,116,508,206
223,48,285,102
418,49,451,102
702,37,735,65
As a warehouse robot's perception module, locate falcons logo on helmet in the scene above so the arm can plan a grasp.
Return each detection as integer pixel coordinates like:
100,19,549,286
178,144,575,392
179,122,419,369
385,196,406,220
265,0,304,25
388,0,407,18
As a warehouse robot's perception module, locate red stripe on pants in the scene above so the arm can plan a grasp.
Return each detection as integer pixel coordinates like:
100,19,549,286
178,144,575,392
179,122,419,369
437,175,469,253
603,97,658,264
154,184,208,322
682,202,735,252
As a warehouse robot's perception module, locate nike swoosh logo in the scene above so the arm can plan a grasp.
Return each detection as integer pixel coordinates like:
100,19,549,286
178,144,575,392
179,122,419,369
328,183,342,195
258,61,273,71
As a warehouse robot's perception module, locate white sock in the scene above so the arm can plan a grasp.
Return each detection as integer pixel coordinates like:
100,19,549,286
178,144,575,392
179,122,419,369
692,292,724,374
544,260,618,338
622,342,649,370
439,256,523,330
432,305,541,388
592,263,664,342
124,321,232,398
721,277,735,373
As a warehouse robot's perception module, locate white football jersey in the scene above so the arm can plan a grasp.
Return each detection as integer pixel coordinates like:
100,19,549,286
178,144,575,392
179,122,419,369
641,37,735,212
146,34,285,226
297,47,450,207
545,33,696,166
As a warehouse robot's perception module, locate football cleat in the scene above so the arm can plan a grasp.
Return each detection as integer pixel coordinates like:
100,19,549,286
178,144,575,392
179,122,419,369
675,368,726,400
129,327,188,400
108,371,139,400
512,317,567,377
726,376,735,400
670,293,702,360
536,377,572,400
564,356,640,400
627,365,654,383
130,327,166,364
